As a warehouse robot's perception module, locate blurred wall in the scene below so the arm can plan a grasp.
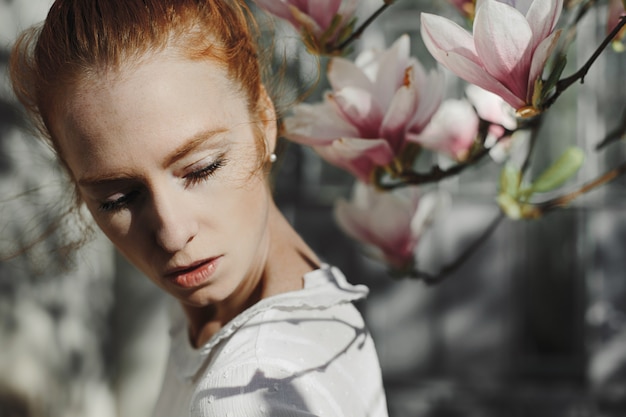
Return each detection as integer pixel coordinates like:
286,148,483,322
0,1,168,417
1,1,626,417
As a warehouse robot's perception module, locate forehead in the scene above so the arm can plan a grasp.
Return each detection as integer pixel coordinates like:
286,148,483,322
54,54,252,179
68,54,243,136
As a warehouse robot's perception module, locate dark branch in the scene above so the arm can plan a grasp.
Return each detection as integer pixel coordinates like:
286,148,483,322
410,213,505,285
536,160,626,213
332,2,396,53
544,16,626,108
596,107,626,150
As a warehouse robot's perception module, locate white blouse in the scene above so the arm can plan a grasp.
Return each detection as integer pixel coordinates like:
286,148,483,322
152,264,389,417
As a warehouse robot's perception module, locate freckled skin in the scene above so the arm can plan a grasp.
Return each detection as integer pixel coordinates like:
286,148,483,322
53,52,319,346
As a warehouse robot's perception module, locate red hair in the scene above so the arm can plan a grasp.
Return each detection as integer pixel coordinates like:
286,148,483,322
10,0,263,153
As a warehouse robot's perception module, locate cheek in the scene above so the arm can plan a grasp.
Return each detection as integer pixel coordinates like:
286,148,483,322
88,208,136,254
218,176,270,236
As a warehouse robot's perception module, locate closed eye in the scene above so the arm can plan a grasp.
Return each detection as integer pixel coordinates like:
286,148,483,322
184,158,226,187
99,189,141,213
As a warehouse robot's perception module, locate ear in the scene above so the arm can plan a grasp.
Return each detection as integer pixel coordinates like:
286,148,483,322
257,85,277,158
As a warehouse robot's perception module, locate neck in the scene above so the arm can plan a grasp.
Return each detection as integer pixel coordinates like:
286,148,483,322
183,202,320,348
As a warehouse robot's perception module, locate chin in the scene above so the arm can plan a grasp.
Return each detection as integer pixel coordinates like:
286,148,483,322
178,284,236,308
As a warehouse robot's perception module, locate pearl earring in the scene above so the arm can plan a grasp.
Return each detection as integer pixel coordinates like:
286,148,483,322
269,153,277,163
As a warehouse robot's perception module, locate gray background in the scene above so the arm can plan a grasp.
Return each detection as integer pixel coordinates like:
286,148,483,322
1,1,626,416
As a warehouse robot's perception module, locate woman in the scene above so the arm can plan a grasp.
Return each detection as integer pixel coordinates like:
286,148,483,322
10,0,388,416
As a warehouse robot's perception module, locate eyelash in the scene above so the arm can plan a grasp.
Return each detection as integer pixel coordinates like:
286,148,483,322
98,158,227,213
99,191,139,213
183,158,226,188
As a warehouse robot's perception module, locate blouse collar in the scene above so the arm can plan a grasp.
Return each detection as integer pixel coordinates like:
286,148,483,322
169,264,368,380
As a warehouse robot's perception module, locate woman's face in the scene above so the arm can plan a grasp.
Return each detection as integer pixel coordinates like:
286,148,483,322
53,54,276,308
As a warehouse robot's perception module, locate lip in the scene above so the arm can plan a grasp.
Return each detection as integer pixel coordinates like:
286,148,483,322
165,256,222,288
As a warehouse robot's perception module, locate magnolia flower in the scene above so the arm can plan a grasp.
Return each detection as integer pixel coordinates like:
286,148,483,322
466,84,516,133
409,99,478,161
284,35,444,182
252,0,358,52
421,0,563,110
464,84,520,162
334,182,445,271
608,0,626,52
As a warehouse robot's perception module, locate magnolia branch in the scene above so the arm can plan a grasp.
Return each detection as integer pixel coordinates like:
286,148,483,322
534,160,626,214
332,1,395,53
596,107,626,150
560,0,598,52
544,15,626,108
410,213,505,285
402,148,490,185
374,147,490,190
376,119,520,190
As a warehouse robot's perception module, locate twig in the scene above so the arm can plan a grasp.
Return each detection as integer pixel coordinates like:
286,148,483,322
377,119,522,189
410,213,505,285
544,16,626,108
536,160,626,213
401,148,490,186
376,147,490,190
569,0,598,28
556,0,597,57
332,1,396,53
596,107,626,150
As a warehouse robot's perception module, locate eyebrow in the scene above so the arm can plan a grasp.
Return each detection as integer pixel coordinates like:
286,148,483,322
78,171,136,187
162,127,229,168
77,127,229,187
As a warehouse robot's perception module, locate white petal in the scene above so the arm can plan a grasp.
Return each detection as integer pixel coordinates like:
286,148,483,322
420,13,479,64
334,183,415,260
327,57,374,91
474,0,533,99
465,84,517,130
527,29,561,102
316,137,394,164
354,49,379,81
408,66,445,132
334,198,373,246
525,0,563,50
314,138,394,181
368,192,416,246
511,0,533,16
380,81,419,151
283,100,359,145
374,35,411,109
337,0,359,17
409,99,478,159
410,191,449,237
429,49,526,109
351,180,372,209
288,5,323,34
309,0,343,29
331,88,384,136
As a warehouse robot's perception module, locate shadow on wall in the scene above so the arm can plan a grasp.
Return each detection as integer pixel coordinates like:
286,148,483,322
0,2,170,417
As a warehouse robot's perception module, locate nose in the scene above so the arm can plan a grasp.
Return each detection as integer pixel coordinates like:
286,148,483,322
149,189,198,253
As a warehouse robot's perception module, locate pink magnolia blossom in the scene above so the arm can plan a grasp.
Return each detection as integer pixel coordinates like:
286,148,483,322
608,0,626,51
409,99,479,161
252,0,358,52
465,84,519,162
465,84,516,133
284,35,444,182
421,0,563,110
410,86,522,162
334,182,445,270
